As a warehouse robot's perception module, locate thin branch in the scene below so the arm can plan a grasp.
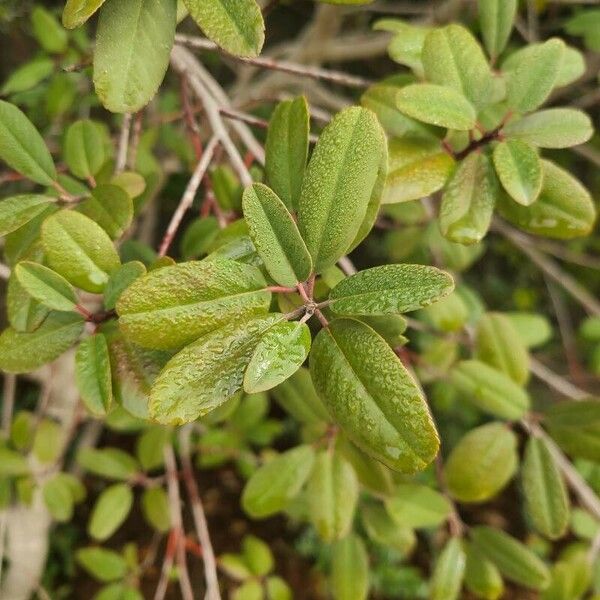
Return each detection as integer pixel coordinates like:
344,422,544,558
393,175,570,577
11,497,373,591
2,374,16,437
529,358,589,401
338,256,357,276
180,425,222,600
174,34,374,89
158,135,219,257
493,219,600,317
116,113,132,174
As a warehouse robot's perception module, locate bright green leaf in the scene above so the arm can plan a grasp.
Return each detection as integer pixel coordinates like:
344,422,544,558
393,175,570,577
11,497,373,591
242,535,274,577
64,120,106,180
63,0,107,28
478,0,517,60
103,261,146,310
76,546,128,582
141,486,170,532
385,484,452,529
88,483,133,541
430,537,466,600
493,140,542,206
0,195,55,237
15,261,78,312
75,334,113,416
330,533,369,600
77,447,139,480
464,542,504,600
78,184,133,239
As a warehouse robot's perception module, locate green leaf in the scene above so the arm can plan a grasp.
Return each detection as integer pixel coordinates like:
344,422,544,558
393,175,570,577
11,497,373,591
15,261,77,312
244,321,311,393
329,264,454,316
375,21,430,77
383,138,454,204
478,0,517,60
503,109,594,149
330,533,369,600
505,312,552,349
42,210,121,293
396,84,477,131
241,445,315,518
266,577,292,600
450,359,530,420
141,486,170,532
78,184,133,239
497,160,596,240
64,120,106,180
0,195,55,237
340,439,395,497
43,473,85,522
103,261,146,310
419,291,469,332
0,312,84,373
505,38,564,113
422,24,494,109
136,426,170,471
75,334,113,416
232,581,262,600
76,546,128,582
218,554,252,581
493,140,542,206
430,537,466,600
310,318,439,473
63,0,107,28
522,436,569,539
385,484,452,529
93,0,177,113
475,312,530,385
265,97,309,211
33,418,63,463
1,57,54,95
242,535,274,577
242,183,312,287
117,259,270,350
544,400,600,462
464,542,504,600
298,106,386,272
31,6,68,53
88,483,133,541
77,447,139,480
180,217,219,260
0,447,30,477
440,151,498,245
306,450,358,542
470,526,551,590
0,100,57,185
183,0,264,58
149,314,283,424
445,422,518,503
361,503,415,554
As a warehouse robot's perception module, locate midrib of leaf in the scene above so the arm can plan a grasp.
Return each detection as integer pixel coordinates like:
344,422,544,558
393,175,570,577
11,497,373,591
116,0,145,101
326,326,426,468
122,288,269,317
440,33,469,99
90,196,122,234
56,222,109,280
488,317,513,380
12,319,82,355
215,0,257,50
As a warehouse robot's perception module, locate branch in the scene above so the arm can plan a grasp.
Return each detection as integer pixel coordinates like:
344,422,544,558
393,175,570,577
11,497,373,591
179,425,222,600
174,34,374,89
158,135,219,257
529,358,589,401
115,113,132,174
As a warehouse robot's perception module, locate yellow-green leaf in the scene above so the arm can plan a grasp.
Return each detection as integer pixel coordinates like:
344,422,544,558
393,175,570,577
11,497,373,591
430,537,466,600
75,333,113,417
493,139,542,206
62,0,107,28
478,0,517,60
15,261,78,312
88,483,133,541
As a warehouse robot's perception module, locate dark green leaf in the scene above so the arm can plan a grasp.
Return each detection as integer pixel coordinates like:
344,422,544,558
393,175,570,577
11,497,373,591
76,334,113,416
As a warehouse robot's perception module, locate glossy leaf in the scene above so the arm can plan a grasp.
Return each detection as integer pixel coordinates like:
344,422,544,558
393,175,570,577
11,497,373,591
471,526,551,590
522,436,569,539
505,39,564,113
242,183,312,286
15,261,78,312
497,160,596,240
149,314,283,424
544,400,600,462
464,542,504,600
329,264,454,316
396,84,477,131
241,445,315,518
63,0,107,28
440,151,498,245
450,359,530,420
330,533,369,600
42,210,121,293
430,537,466,600
78,184,133,240
383,138,454,204
103,261,146,310
475,312,530,385
445,422,518,503
385,484,452,529
307,450,358,542
310,318,439,473
265,97,309,210
0,312,84,373
88,483,133,541
244,321,311,393
75,334,113,416
503,108,594,149
64,120,106,180
493,140,542,206
117,259,270,350
0,100,56,185
183,0,264,57
422,24,494,108
478,0,517,60
0,195,55,237
298,107,386,272
93,0,177,113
